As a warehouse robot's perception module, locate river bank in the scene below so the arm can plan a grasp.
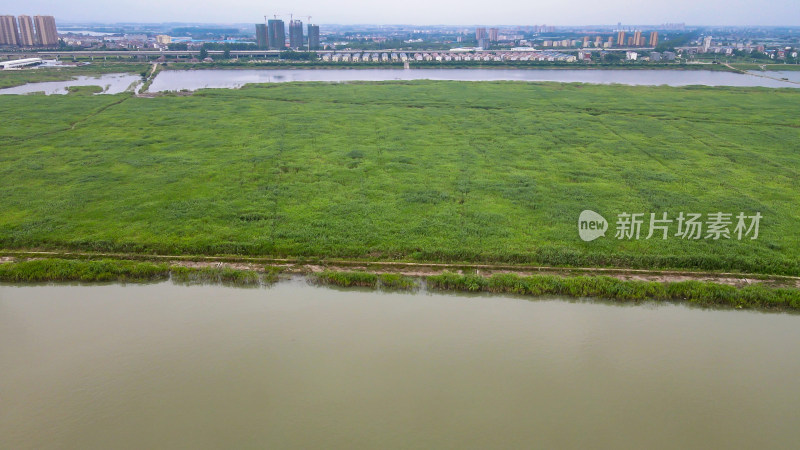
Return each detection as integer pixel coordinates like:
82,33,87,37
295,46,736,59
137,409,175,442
2,257,799,311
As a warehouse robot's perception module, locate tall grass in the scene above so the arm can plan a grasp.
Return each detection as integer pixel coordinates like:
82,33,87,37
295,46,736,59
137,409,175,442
313,271,378,287
1,81,799,276
0,259,275,286
426,272,800,310
378,273,418,290
170,266,263,285
2,259,797,310
0,258,170,282
312,271,418,290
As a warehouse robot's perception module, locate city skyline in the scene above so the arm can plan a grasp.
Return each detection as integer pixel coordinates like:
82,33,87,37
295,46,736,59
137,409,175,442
4,0,800,27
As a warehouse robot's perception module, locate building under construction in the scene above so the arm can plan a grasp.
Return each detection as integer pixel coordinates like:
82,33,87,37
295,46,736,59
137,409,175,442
289,19,303,49
268,19,285,50
0,14,57,47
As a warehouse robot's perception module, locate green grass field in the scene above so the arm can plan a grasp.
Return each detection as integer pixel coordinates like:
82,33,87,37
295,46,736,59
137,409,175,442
1,81,799,275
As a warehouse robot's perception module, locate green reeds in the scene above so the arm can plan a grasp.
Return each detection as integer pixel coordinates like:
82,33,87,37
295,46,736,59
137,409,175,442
313,271,419,290
0,259,275,286
0,258,171,282
426,272,800,311
313,271,378,288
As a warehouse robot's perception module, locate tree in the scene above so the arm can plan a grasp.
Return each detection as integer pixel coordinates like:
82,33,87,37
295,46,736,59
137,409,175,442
199,47,208,60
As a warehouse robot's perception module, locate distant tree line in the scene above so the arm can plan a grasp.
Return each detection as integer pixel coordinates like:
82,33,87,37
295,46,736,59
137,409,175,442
655,31,699,52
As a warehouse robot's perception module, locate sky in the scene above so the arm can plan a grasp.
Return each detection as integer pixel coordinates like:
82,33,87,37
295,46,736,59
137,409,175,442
4,0,799,26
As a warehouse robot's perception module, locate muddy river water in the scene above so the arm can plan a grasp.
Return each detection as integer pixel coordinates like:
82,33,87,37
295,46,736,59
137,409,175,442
2,279,798,448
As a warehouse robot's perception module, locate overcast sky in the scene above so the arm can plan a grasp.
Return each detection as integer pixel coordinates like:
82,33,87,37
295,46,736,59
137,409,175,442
6,0,799,26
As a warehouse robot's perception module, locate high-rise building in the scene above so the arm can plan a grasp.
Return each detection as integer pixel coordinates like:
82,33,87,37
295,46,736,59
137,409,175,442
702,36,712,52
268,19,285,50
33,15,57,46
475,27,486,41
633,30,641,47
255,23,268,48
307,24,320,50
488,28,498,42
616,31,625,46
0,15,20,46
17,15,35,47
289,19,303,49
648,31,659,47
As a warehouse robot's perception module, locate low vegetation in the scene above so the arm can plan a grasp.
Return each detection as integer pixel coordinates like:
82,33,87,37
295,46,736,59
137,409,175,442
66,85,104,95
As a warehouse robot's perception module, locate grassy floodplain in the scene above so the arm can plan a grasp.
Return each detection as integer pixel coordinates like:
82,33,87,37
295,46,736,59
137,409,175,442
1,80,799,276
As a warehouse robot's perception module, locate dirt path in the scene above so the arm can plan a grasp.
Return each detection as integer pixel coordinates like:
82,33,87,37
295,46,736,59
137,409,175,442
2,250,798,288
725,63,800,85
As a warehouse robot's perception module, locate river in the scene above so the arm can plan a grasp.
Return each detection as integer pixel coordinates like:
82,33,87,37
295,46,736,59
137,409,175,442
2,279,798,448
147,68,800,91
